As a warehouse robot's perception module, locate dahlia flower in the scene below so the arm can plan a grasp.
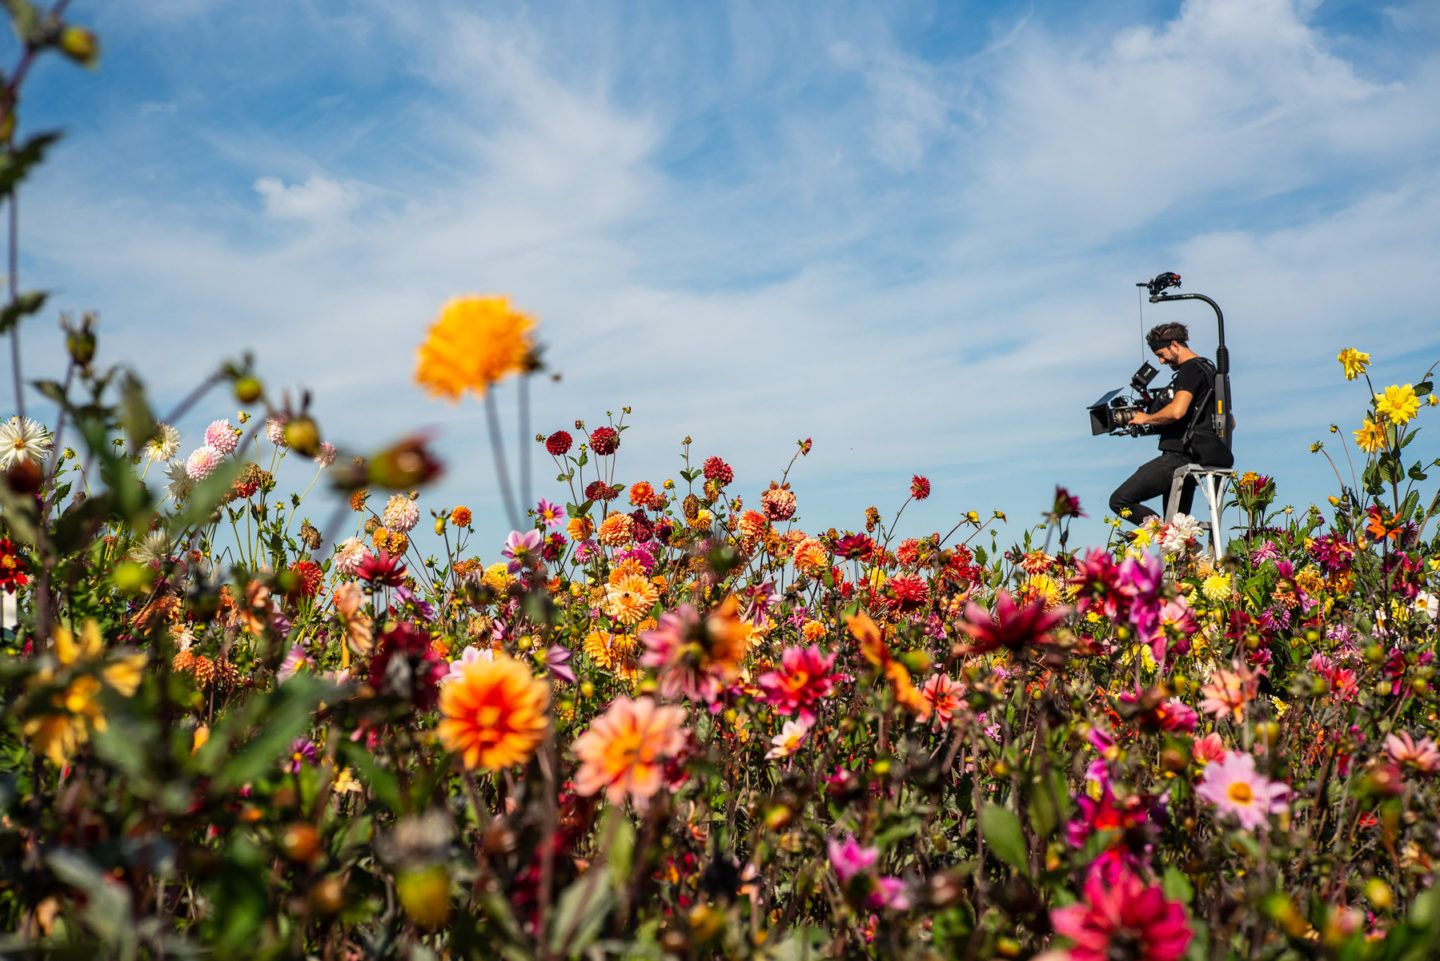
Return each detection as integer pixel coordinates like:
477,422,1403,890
185,445,223,480
442,645,495,685
572,695,687,804
588,426,619,455
1196,751,1289,830
438,652,550,770
765,718,812,760
536,498,565,528
921,673,963,725
382,493,420,533
265,414,288,446
204,419,239,455
1375,383,1420,426
1050,870,1192,961
314,441,336,467
1199,663,1258,722
142,422,181,462
1337,347,1370,380
956,590,1068,655
0,416,51,469
415,295,535,400
1385,731,1440,774
757,644,843,723
544,430,572,455
502,529,543,573
332,537,367,576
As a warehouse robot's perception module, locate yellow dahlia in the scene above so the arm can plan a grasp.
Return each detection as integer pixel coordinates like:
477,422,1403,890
1375,384,1420,426
1201,573,1232,603
1354,417,1388,454
482,562,513,593
583,630,638,670
415,295,535,401
801,619,827,642
605,573,659,625
1337,347,1370,381
437,652,549,771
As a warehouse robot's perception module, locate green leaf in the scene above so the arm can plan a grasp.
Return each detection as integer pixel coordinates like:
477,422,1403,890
0,131,61,195
213,675,329,790
0,289,46,335
1414,381,1433,398
549,875,614,957
1027,769,1070,840
1162,865,1194,904
979,802,1027,872
118,371,156,458
206,838,269,955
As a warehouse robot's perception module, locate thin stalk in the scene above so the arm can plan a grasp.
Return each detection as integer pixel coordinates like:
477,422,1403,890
484,391,521,530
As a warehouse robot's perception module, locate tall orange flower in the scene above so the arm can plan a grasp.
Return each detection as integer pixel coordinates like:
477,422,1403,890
415,296,535,401
438,653,550,770
572,696,688,803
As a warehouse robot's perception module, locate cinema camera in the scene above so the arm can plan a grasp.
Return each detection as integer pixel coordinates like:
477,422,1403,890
1087,362,1174,436
1087,271,1233,443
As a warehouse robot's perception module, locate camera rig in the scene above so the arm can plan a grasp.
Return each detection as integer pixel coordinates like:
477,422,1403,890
1087,272,1233,442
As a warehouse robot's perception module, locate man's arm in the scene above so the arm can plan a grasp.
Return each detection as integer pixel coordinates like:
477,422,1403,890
1131,390,1193,428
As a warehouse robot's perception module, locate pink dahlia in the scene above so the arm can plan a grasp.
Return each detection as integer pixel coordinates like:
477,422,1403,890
1050,870,1192,961
921,673,963,725
757,644,843,723
956,590,1068,655
332,536,366,576
382,493,420,533
265,414,289,446
185,445,223,480
205,419,239,455
1385,731,1440,774
1195,750,1289,830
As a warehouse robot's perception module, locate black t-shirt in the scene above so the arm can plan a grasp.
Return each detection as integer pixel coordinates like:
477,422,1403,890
1157,357,1218,453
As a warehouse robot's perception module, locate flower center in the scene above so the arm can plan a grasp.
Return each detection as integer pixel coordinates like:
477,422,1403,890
1228,782,1253,804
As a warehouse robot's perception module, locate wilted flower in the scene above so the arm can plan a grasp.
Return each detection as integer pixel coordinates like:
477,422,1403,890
1337,347,1370,380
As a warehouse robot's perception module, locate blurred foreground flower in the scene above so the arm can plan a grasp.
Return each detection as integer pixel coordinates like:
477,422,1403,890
415,295,535,400
1050,870,1192,961
22,620,146,766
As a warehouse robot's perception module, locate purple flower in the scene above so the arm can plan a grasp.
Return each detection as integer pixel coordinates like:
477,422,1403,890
545,644,576,684
573,540,599,562
286,737,318,774
536,498,566,529
502,529,543,573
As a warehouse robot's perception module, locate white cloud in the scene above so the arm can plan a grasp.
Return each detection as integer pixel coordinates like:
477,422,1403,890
253,174,364,221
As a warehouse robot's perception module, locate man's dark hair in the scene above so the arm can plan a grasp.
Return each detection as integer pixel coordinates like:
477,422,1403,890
1146,322,1189,352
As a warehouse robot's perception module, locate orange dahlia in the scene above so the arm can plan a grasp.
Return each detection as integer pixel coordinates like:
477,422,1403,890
792,537,829,575
438,653,550,770
572,695,688,804
597,512,634,547
605,572,659,625
415,296,535,401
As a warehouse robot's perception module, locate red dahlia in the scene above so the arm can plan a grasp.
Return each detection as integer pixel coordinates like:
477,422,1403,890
589,427,619,455
545,430,573,456
702,456,734,486
289,559,324,598
910,475,930,500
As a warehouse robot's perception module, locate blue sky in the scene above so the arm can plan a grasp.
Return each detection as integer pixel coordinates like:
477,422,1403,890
9,0,1440,557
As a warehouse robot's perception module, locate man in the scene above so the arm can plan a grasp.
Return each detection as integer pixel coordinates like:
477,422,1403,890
1109,322,1233,526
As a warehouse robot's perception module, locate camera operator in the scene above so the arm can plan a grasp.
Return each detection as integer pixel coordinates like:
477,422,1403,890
1109,322,1233,526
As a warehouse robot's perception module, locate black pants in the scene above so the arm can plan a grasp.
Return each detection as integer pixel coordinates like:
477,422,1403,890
1109,451,1198,526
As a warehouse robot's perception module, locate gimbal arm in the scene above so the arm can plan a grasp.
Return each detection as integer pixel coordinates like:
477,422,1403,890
1144,280,1232,446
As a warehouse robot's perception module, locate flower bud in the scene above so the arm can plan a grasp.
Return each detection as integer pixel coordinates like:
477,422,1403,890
58,26,99,67
284,416,321,457
395,865,452,928
280,823,321,864
234,376,263,404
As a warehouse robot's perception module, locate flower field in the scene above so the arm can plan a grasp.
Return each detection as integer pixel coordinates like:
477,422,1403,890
6,15,1440,961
